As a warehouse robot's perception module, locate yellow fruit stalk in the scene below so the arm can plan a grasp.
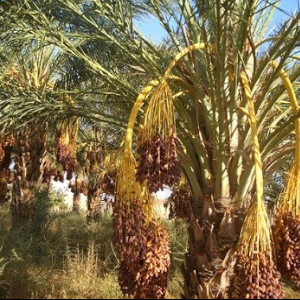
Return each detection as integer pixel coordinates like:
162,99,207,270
114,43,207,299
114,82,169,299
228,72,284,299
271,61,300,288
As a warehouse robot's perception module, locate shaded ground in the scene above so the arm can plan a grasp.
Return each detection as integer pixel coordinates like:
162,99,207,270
0,194,186,299
0,192,299,299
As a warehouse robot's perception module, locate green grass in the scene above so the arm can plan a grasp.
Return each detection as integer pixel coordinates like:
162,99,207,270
1,193,299,299
0,192,187,299
0,193,121,299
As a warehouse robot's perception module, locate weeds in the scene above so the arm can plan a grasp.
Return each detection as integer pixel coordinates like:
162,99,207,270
1,193,299,299
0,188,189,299
6,191,300,299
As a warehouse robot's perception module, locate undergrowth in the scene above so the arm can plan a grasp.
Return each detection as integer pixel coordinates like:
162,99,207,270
0,191,186,299
0,190,299,299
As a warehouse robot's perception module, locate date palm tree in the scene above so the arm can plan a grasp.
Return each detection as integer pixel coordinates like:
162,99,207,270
0,43,65,227
2,0,300,298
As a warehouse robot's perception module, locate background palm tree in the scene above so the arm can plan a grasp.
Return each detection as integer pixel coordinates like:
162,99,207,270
0,43,65,227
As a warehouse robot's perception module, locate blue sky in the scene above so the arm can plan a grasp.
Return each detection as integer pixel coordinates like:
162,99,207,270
136,0,300,43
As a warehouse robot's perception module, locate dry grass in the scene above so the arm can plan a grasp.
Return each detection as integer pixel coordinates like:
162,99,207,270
0,196,186,299
1,196,298,299
32,244,122,299
283,279,300,299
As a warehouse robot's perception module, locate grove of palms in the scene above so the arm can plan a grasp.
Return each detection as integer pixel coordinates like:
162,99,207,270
1,0,300,299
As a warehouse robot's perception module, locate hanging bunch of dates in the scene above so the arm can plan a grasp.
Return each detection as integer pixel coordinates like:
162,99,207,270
136,82,181,193
0,134,15,203
227,202,284,299
114,197,170,299
56,117,78,181
229,250,284,299
86,127,116,220
11,124,48,227
42,158,60,184
14,124,47,184
273,210,300,287
99,168,116,196
272,166,300,288
169,181,193,222
114,155,171,299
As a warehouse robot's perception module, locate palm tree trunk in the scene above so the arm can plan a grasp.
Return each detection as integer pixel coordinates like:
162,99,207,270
73,190,81,213
0,137,14,204
87,187,101,222
11,180,35,229
71,174,84,214
11,125,47,229
182,193,242,299
0,169,9,205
